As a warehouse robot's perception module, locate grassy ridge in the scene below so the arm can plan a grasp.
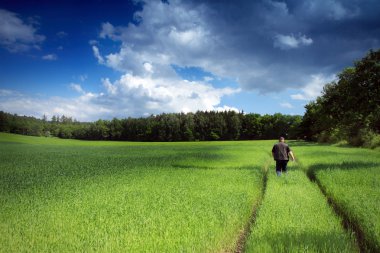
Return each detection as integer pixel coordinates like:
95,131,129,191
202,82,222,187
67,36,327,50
295,143,380,252
0,133,269,252
245,164,357,253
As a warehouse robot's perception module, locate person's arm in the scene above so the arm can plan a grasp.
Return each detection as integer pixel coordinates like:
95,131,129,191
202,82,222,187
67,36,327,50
289,151,295,161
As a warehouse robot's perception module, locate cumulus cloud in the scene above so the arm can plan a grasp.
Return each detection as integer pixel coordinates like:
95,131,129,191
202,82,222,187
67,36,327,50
80,0,380,118
0,89,111,121
42,54,57,60
90,0,377,95
102,78,118,95
0,73,240,121
291,74,336,101
0,8,45,52
273,34,313,50
99,73,240,115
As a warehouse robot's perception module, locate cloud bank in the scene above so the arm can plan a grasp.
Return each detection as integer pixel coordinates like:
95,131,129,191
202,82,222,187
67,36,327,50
0,74,239,121
93,0,379,93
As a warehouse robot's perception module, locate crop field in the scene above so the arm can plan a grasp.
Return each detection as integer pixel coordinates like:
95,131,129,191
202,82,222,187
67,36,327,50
245,167,357,252
0,133,379,252
0,133,269,252
297,143,380,252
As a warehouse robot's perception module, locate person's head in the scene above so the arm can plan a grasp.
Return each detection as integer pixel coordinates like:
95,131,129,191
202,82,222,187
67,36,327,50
279,136,285,142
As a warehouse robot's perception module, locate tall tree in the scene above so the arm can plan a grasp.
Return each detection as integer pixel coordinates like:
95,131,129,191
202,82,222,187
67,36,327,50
301,49,380,146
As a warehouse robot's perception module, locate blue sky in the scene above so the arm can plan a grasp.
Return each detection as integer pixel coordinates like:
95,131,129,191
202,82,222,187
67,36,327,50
0,0,379,121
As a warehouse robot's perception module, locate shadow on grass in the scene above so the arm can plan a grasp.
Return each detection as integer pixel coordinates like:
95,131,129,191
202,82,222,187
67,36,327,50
170,164,263,171
307,161,379,179
287,140,329,147
247,230,358,252
0,143,228,194
171,164,214,170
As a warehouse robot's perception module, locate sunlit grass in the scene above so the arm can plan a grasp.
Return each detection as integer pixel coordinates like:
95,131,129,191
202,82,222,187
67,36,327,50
245,163,357,253
1,133,379,252
294,143,380,252
0,133,270,252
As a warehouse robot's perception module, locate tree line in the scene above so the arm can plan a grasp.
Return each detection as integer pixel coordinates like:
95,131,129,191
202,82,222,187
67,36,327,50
300,49,380,148
0,110,302,141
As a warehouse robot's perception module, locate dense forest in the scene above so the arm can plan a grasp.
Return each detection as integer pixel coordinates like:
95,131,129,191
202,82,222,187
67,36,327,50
1,49,378,146
301,49,380,148
0,111,302,141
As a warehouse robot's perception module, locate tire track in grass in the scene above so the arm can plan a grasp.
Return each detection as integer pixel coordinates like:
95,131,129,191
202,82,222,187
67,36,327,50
244,161,357,252
306,165,373,253
234,158,271,253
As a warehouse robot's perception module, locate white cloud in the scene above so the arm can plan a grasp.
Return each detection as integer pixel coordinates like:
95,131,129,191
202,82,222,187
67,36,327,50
143,62,153,73
93,2,220,76
102,78,118,95
0,8,45,52
42,54,57,60
105,73,240,114
99,22,116,39
280,102,294,109
204,76,214,82
0,73,240,121
0,89,112,121
92,45,104,64
215,105,240,112
273,34,313,50
70,83,85,94
168,25,207,49
291,74,336,101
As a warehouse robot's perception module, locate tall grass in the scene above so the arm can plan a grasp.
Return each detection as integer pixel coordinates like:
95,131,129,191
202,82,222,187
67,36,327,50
294,142,380,252
245,163,357,252
1,133,379,252
0,133,269,252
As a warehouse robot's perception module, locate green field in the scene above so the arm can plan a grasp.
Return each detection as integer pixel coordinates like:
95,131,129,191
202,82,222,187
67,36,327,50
1,133,379,252
298,144,380,252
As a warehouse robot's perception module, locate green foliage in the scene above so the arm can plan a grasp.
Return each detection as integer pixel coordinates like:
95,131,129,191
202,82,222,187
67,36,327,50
0,110,302,141
301,49,380,146
358,129,380,149
209,131,220,140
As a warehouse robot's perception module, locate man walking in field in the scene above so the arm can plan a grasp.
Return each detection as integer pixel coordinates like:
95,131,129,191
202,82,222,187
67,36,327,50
272,137,295,176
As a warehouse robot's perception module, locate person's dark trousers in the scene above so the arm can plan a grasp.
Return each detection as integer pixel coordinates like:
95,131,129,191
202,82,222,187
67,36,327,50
276,160,288,176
